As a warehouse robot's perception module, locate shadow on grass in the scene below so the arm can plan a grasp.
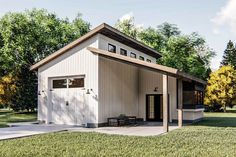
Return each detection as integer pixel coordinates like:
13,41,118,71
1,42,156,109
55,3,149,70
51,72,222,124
226,110,236,113
0,110,37,128
193,116,236,127
0,111,11,115
0,123,8,128
16,112,37,114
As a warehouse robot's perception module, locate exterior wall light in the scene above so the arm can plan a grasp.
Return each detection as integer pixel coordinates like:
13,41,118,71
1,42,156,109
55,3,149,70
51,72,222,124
86,89,90,94
38,90,45,95
154,87,158,92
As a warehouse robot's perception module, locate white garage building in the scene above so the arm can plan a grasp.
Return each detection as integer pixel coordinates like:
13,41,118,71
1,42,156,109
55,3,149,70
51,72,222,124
31,23,206,131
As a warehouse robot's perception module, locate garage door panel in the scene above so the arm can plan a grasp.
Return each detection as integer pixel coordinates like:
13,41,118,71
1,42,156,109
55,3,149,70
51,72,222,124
68,88,84,125
50,76,85,125
51,87,67,124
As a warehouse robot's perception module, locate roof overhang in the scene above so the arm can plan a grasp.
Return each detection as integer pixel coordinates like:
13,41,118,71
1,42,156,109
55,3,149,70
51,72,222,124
30,23,161,71
97,23,162,59
87,47,207,85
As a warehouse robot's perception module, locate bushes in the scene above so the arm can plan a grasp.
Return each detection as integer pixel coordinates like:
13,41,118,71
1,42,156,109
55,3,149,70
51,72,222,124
0,104,4,109
204,104,223,112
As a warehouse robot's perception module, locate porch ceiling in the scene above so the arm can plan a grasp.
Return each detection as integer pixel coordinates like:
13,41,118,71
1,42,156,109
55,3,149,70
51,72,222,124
87,47,207,85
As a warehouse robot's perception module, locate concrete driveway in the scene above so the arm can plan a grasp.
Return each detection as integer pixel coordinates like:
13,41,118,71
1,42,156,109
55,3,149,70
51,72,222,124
0,122,179,140
0,123,74,140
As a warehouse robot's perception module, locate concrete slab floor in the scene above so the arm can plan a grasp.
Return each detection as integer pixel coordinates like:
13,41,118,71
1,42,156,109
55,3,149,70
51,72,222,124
69,125,179,136
0,122,179,140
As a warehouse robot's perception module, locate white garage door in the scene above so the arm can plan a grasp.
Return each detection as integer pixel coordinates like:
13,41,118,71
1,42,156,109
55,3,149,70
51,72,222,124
50,76,85,125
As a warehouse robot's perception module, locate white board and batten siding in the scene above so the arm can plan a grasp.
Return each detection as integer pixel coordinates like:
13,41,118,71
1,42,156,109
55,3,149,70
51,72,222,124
38,35,100,125
138,69,177,121
98,34,156,63
37,32,202,126
98,57,139,123
97,34,178,123
98,57,178,123
98,34,142,124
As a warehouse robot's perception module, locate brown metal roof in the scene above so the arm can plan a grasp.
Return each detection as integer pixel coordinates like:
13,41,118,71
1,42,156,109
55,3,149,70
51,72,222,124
87,47,207,85
30,23,162,71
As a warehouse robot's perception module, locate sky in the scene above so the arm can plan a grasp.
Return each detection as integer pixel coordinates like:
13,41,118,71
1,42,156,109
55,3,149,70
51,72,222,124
0,0,235,70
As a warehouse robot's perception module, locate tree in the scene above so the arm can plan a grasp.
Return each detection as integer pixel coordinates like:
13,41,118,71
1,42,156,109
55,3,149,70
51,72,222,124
157,22,181,39
221,40,236,68
115,16,140,39
0,34,5,76
139,25,214,79
0,9,90,111
204,66,236,112
115,17,215,80
11,66,37,111
158,33,215,79
0,74,16,108
72,13,91,37
138,27,166,52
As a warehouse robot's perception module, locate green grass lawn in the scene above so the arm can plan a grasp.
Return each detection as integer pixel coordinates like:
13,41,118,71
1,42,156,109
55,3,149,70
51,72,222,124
0,109,37,128
0,112,235,157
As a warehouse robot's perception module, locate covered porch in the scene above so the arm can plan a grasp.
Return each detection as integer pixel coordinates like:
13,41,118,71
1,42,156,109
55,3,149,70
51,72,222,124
88,47,206,133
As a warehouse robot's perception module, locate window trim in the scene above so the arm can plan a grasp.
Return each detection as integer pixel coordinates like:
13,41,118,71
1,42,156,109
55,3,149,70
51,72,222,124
182,90,204,109
68,77,85,88
52,78,68,89
108,43,116,53
139,56,145,61
51,75,85,89
120,48,127,56
130,52,137,58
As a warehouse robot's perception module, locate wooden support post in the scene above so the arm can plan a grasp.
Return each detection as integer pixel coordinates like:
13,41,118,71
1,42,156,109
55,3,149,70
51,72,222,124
163,74,169,132
178,79,183,127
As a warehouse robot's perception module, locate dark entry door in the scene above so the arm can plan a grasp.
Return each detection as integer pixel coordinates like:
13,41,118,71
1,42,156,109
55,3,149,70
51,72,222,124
146,94,163,121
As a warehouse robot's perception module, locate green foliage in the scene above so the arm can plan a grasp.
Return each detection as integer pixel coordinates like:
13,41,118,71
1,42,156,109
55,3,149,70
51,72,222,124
0,113,236,156
158,33,214,79
115,16,139,39
0,9,90,71
0,104,4,109
0,74,16,107
0,9,90,111
115,17,215,80
221,40,236,68
204,66,236,112
72,13,92,37
204,103,223,112
11,66,37,111
157,22,181,38
138,27,166,52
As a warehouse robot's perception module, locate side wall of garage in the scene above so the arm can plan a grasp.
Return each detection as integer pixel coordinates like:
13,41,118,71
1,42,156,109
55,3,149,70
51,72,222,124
37,35,99,126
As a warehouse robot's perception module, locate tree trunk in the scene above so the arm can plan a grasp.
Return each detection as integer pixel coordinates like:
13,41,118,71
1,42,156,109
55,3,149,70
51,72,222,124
224,105,227,112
